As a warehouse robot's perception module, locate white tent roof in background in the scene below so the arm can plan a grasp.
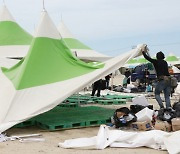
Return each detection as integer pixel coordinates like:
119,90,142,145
0,57,20,68
58,20,111,62
0,5,32,59
166,53,180,66
58,20,74,38
0,5,15,22
34,10,60,39
0,8,145,133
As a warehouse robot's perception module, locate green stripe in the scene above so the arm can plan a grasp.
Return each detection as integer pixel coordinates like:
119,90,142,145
166,56,178,61
2,38,104,90
0,21,33,45
62,38,91,50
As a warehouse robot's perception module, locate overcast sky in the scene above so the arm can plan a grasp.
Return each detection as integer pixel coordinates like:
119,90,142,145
3,0,180,57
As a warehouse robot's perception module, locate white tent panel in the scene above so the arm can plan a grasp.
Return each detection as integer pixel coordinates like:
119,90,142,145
58,21,111,62
0,45,29,58
58,21,74,38
59,125,180,154
72,49,110,61
0,57,20,67
0,44,145,133
0,5,15,22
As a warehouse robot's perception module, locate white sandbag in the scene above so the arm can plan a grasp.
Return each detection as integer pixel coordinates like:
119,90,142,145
132,95,149,106
135,107,154,122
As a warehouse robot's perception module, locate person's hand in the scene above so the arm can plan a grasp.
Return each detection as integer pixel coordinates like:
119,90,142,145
144,45,148,52
141,45,148,53
140,48,146,53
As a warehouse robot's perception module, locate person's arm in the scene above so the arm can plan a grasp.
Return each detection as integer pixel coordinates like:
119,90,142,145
142,51,156,63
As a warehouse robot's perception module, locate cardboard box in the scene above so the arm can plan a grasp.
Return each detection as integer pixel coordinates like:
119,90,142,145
154,120,172,132
171,118,180,131
131,121,152,131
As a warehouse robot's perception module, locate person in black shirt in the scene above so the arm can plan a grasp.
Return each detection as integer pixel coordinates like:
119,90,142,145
105,74,112,89
123,69,131,87
91,79,102,97
142,48,171,109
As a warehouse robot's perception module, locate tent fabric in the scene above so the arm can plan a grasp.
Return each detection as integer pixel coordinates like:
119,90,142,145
0,5,32,58
165,54,180,65
2,37,103,90
166,54,179,62
0,5,15,22
59,125,180,154
0,9,144,133
0,57,20,68
58,21,110,62
163,131,180,154
0,21,32,45
0,45,30,58
172,65,180,73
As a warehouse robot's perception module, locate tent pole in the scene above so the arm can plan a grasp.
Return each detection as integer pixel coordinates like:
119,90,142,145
42,0,45,11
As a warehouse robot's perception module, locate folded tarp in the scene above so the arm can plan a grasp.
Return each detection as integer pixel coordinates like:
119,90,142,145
59,125,180,154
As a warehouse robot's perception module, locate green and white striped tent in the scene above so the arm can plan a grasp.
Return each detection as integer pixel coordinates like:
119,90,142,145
0,9,144,133
58,20,110,62
165,54,180,65
0,5,32,59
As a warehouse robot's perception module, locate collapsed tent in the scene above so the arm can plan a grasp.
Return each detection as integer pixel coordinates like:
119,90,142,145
59,125,180,154
0,57,20,68
58,20,110,62
0,9,144,133
0,5,32,58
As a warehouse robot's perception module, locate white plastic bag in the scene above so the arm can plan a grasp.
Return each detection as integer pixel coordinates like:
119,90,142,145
132,95,149,106
135,107,154,122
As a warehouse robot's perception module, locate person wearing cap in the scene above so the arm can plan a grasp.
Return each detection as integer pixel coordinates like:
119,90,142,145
142,48,171,109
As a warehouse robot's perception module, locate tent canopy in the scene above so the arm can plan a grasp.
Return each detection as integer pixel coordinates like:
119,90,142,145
166,54,179,62
165,54,180,65
0,9,144,133
58,20,111,62
0,5,32,58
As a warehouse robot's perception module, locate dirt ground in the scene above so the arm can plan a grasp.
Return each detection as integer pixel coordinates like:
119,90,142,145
1,96,177,154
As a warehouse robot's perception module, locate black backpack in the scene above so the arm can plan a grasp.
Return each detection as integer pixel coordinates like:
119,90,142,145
130,104,153,114
157,108,176,122
113,107,137,128
173,102,180,117
170,76,178,88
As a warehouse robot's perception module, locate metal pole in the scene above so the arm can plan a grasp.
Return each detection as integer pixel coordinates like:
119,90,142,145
42,0,45,11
